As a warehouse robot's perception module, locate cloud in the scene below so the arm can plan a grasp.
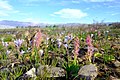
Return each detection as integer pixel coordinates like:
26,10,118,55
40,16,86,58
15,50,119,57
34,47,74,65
52,8,87,19
54,0,82,6
0,0,13,10
33,0,50,1
19,0,50,3
84,0,114,2
0,11,9,16
71,0,81,4
50,0,82,6
111,13,119,16
18,0,50,6
0,0,19,17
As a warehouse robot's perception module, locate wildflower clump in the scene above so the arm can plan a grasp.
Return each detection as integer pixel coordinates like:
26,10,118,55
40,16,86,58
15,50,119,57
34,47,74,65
32,29,42,49
86,35,94,62
74,37,80,58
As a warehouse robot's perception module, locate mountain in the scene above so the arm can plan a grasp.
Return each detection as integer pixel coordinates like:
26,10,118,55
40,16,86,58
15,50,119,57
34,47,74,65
0,20,51,29
0,20,84,28
0,20,117,29
0,20,39,27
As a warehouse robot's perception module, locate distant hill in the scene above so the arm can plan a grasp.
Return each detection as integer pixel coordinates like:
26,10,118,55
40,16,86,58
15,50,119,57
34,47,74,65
0,20,38,27
0,20,50,28
0,20,85,28
0,20,119,29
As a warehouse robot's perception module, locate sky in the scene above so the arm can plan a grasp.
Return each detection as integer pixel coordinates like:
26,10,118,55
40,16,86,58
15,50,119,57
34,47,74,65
0,0,120,24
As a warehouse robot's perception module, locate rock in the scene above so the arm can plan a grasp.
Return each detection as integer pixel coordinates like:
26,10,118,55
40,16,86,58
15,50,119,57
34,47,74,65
109,76,120,80
18,67,36,80
0,64,33,80
78,64,98,80
19,65,65,80
37,65,65,78
25,67,36,77
114,60,120,67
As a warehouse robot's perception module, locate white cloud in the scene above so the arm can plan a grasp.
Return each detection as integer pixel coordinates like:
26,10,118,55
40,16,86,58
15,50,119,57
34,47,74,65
0,0,19,17
33,0,50,1
84,0,114,2
0,0,13,10
111,13,119,16
19,0,50,3
0,11,9,16
71,0,81,3
18,0,50,6
52,8,87,19
52,0,81,6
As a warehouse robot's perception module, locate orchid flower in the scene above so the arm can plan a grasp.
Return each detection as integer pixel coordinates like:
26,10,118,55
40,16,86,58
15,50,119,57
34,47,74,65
86,35,93,47
2,41,9,47
39,49,44,56
74,37,79,57
14,39,23,47
58,41,62,48
91,34,94,38
86,35,94,62
20,50,25,54
64,43,68,49
33,30,42,49
64,36,70,42
57,38,62,48
44,37,49,45
6,50,11,55
64,33,73,42
98,31,101,37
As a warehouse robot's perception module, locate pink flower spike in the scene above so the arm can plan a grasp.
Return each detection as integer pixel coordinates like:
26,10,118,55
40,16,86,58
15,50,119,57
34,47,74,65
98,31,101,37
33,30,42,49
86,35,94,62
74,37,80,56
86,35,92,46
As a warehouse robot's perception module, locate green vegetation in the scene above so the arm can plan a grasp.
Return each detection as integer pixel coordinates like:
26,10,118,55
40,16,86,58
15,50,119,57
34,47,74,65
0,25,120,80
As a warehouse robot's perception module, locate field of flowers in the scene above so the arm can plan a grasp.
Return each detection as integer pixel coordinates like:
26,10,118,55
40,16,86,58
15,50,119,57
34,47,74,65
0,26,120,80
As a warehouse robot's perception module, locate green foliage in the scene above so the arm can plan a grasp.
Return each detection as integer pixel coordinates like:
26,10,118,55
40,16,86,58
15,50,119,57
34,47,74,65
0,26,119,79
110,22,120,29
9,67,24,79
103,54,115,62
0,44,4,51
0,52,7,60
3,35,13,42
0,71,9,80
94,52,102,58
62,56,80,79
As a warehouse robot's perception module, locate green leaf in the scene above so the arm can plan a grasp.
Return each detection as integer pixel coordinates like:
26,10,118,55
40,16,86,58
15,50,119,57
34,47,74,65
103,54,115,62
94,52,102,58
